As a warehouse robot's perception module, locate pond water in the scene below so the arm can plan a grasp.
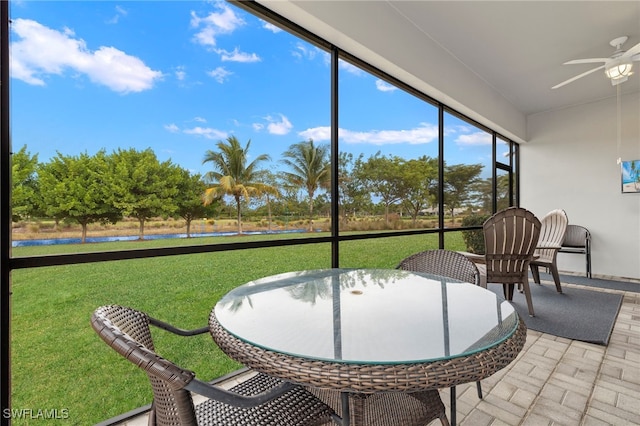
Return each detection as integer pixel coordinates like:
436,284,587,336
12,229,307,247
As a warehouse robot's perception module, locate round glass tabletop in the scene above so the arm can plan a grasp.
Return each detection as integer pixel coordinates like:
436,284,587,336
214,268,518,364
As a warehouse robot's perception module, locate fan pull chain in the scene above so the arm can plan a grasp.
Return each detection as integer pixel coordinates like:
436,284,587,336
616,83,622,165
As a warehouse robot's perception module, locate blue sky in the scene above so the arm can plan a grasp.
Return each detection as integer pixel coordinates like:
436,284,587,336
9,1,496,177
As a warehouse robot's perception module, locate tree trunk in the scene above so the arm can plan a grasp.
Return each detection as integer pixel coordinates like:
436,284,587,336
235,196,242,234
384,203,390,225
81,222,87,244
186,218,192,238
138,218,145,240
266,196,273,232
308,197,314,232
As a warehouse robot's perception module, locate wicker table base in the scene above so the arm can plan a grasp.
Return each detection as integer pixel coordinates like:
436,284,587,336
307,388,450,426
209,311,527,426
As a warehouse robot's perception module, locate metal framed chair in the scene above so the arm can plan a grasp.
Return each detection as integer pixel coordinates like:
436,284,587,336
91,305,335,426
529,209,568,293
559,224,592,278
480,207,541,317
397,249,481,426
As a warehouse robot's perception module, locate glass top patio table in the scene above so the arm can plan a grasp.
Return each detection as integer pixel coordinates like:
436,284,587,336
212,268,520,365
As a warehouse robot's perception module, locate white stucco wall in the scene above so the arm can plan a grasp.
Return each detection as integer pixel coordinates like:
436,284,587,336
521,92,640,280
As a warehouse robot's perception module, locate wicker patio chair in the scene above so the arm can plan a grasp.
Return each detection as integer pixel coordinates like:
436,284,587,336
529,209,568,292
397,249,482,425
559,224,592,278
396,249,481,286
91,305,335,426
480,207,541,317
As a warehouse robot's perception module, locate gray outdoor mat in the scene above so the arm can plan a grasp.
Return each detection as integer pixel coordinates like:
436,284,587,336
486,280,623,345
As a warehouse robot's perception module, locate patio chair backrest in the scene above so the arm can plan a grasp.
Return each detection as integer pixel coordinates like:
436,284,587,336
559,224,592,278
534,209,568,263
91,305,198,426
562,224,590,248
397,249,481,285
483,207,541,284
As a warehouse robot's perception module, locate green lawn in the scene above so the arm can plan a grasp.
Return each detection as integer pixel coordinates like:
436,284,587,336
11,232,466,425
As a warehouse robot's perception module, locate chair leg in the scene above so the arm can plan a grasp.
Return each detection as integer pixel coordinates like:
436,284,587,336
530,264,541,284
520,279,535,317
449,386,456,426
550,264,563,293
440,412,451,426
502,284,514,300
476,381,483,399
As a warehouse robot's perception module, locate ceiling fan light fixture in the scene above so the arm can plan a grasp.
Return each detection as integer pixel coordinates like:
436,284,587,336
605,60,633,83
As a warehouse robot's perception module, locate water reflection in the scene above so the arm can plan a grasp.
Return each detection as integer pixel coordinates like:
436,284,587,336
214,269,518,362
12,229,307,247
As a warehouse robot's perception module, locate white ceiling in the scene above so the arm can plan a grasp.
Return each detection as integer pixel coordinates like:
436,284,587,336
258,1,640,123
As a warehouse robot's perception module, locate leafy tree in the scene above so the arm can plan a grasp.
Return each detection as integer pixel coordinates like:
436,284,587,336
474,178,493,213
280,139,330,231
110,148,181,239
254,170,282,231
38,150,121,243
278,180,306,226
443,163,483,221
355,152,408,225
496,173,512,211
401,156,438,226
174,170,214,238
11,145,40,222
461,213,490,254
469,173,510,214
338,152,370,224
202,136,273,234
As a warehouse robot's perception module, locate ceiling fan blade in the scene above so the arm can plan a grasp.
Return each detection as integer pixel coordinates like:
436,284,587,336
620,42,640,60
564,58,608,65
552,65,605,89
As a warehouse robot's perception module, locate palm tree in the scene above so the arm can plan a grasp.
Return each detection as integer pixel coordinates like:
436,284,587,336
280,139,330,231
202,136,273,234
631,160,639,190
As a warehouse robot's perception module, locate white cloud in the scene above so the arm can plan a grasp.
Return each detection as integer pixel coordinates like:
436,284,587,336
253,114,292,135
456,131,492,146
263,22,282,33
299,123,438,146
217,47,260,63
164,123,179,133
175,66,186,81
194,117,207,123
190,3,245,48
266,114,292,135
10,18,162,93
183,126,228,140
339,60,364,76
207,66,233,83
299,126,331,142
106,5,128,24
292,43,317,61
375,79,397,92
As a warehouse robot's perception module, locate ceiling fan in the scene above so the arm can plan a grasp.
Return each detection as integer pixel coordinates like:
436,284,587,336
552,36,640,89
